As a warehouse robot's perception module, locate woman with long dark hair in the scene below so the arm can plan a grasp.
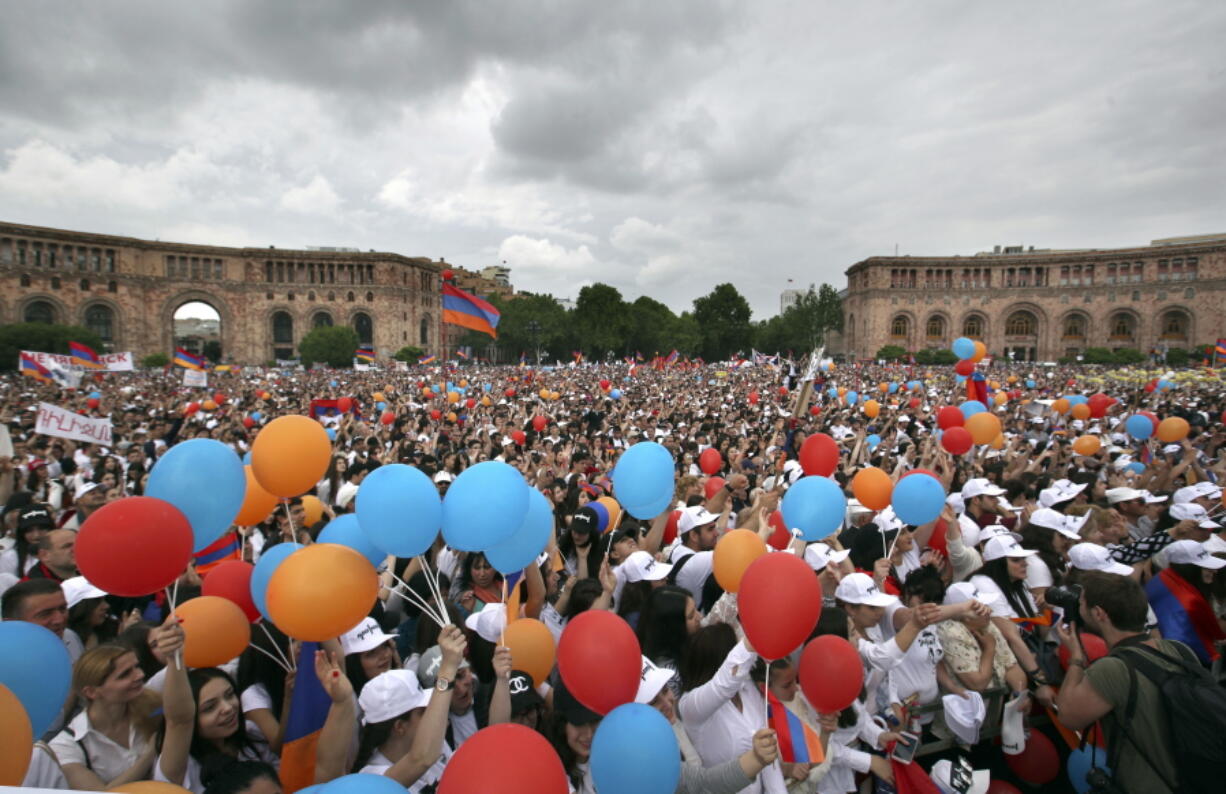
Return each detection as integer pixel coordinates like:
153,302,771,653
450,551,503,616
236,623,296,753
636,585,701,697
548,678,602,793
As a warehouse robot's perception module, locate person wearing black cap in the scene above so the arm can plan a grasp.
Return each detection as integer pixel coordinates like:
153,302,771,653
506,670,545,732
548,677,601,793
0,503,54,584
559,507,602,578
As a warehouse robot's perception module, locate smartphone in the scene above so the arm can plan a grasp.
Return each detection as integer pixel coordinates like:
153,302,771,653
890,731,921,764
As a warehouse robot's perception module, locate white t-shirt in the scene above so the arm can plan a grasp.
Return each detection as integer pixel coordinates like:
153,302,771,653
449,709,478,747
50,709,153,785
969,574,1036,619
360,743,453,793
0,548,37,578
155,743,277,794
240,683,274,742
886,626,944,721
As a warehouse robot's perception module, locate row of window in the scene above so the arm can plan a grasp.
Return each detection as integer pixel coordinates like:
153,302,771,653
166,255,224,280
0,238,116,273
892,309,1191,341
269,310,434,347
22,300,115,343
265,260,377,286
882,257,1200,290
18,274,117,293
263,290,376,303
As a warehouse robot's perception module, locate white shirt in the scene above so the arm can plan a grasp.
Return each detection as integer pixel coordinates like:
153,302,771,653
155,743,276,794
50,708,153,785
0,548,37,578
969,575,1036,619
886,625,944,720
449,709,478,747
23,742,69,789
360,744,452,792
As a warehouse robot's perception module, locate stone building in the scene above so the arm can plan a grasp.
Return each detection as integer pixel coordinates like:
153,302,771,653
841,234,1226,362
0,220,446,364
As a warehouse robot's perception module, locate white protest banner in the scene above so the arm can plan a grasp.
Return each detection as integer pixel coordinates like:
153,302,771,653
35,402,113,445
183,368,208,388
20,350,134,372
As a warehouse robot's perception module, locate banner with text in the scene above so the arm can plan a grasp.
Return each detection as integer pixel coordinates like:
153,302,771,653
183,368,209,388
35,402,113,445
20,350,134,372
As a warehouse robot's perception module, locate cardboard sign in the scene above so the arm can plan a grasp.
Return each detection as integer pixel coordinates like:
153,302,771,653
20,349,134,372
183,368,209,388
34,402,113,445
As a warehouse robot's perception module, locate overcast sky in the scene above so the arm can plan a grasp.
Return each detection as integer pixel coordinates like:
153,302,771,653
1,1,1223,319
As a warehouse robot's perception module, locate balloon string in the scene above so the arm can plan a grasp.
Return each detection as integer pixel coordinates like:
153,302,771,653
418,554,452,626
500,579,508,647
764,663,770,731
258,620,296,673
282,499,297,543
248,638,294,674
389,570,448,629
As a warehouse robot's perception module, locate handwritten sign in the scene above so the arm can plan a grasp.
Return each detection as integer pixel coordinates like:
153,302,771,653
35,402,113,445
20,350,134,372
183,368,208,388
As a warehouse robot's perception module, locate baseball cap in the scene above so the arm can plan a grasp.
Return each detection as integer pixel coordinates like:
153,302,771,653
981,537,1037,562
943,581,1006,613
1172,485,1200,504
1170,502,1221,529
507,670,544,715
1027,508,1081,541
929,759,990,794
961,479,1005,501
17,504,54,531
1038,486,1073,508
620,551,672,583
553,677,601,725
677,505,717,535
834,572,897,607
416,644,470,689
61,576,107,609
433,470,454,484
635,656,675,705
359,669,430,724
1140,490,1167,504
1105,487,1145,505
804,542,851,572
1166,539,1226,569
941,691,986,746
570,506,599,535
1068,543,1133,576
1203,534,1226,555
340,618,398,656
464,604,508,643
74,481,102,500
979,524,1022,543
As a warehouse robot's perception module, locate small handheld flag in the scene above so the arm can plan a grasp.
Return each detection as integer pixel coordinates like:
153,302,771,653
19,353,53,383
173,347,205,371
418,354,437,365
69,341,103,370
355,346,375,364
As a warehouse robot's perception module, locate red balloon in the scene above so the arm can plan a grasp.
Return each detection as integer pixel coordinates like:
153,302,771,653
942,426,974,455
442,268,454,281
926,518,949,557
908,397,921,409
185,402,200,415
430,409,441,420
1139,410,1159,432
242,416,255,429
77,497,194,597
1144,383,1156,393
380,411,395,425
465,398,475,409
1058,633,1107,670
512,430,526,445
985,783,1022,794
778,386,789,397
799,635,863,713
599,379,611,391
557,610,640,714
766,509,790,550
936,406,964,429
86,397,100,410
954,359,975,376
699,448,722,475
1221,409,1226,425
798,433,839,477
337,396,353,413
748,391,760,405
704,476,726,501
213,392,226,405
202,561,260,622
439,724,567,794
1004,730,1059,784
662,509,681,547
809,405,820,416
739,552,822,660
505,388,517,398
532,415,548,432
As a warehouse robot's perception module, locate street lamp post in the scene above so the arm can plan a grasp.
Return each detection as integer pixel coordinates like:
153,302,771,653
527,320,541,366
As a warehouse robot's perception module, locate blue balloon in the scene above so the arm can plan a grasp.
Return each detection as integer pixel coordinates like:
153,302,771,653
486,488,553,574
442,461,529,551
611,441,675,519
330,380,338,388
955,374,966,385
952,337,975,359
1125,414,1153,440
483,383,492,392
591,703,681,794
827,387,838,398
250,411,262,422
1025,379,1036,388
243,450,253,464
89,390,102,400
432,384,441,392
325,428,337,441
319,514,386,568
323,773,408,794
959,400,986,419
0,622,72,736
1066,746,1112,794
355,464,441,558
780,475,846,541
251,542,302,622
1069,395,1089,406
887,382,899,394
1126,462,1146,474
147,439,246,552
846,390,858,406
867,434,881,449
609,388,622,400
906,380,921,391
376,401,387,411
891,473,945,526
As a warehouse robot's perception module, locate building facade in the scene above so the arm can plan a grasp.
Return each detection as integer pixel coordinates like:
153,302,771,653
841,235,1226,362
0,221,445,365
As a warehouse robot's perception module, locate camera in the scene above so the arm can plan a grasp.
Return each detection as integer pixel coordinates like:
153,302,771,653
1045,583,1083,624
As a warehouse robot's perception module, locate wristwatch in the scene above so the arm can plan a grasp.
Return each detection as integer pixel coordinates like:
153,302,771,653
435,676,453,693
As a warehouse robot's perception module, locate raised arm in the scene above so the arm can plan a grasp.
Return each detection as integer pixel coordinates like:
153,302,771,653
153,616,193,787
313,648,356,785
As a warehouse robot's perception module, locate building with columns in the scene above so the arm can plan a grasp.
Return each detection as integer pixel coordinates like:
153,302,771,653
0,220,446,364
841,234,1226,362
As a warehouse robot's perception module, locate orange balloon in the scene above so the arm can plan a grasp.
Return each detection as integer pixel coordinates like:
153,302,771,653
481,396,492,407
863,399,880,419
713,529,768,593
878,383,888,393
176,596,251,668
1007,375,1018,384
251,415,331,497
550,391,560,401
1070,403,1091,420
113,783,194,794
990,433,1005,450
421,387,433,397
837,387,847,397
0,684,32,785
539,388,550,399
1072,436,1101,456
202,399,218,411
993,392,1008,406
989,381,1000,390
446,412,457,422
852,467,893,511
965,412,1002,445
1052,398,1070,415
373,392,386,403
595,496,623,530
447,391,460,403
267,544,378,641
502,618,556,687
459,380,468,388
234,465,279,526
1156,416,1190,442
301,494,324,526
971,340,987,362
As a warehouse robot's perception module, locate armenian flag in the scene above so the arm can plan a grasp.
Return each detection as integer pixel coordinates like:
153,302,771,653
1147,567,1226,664
19,353,53,383
665,349,680,365
442,282,500,338
355,346,375,364
765,690,824,764
573,351,584,364
519,351,527,367
69,341,103,370
194,531,241,575
418,354,437,365
455,350,469,360
1216,338,1226,366
173,347,205,371
280,641,332,793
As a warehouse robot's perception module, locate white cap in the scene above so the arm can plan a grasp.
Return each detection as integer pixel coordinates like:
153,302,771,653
1140,490,1167,504
340,617,398,656
943,581,1007,614
834,572,897,607
1170,502,1221,529
1166,539,1226,569
621,550,673,583
1172,485,1200,504
804,542,850,571
635,656,675,705
945,493,966,515
1063,512,1091,537
980,524,1022,544
1162,443,1182,455
982,537,1037,562
74,481,101,500
433,470,455,484
1068,543,1133,576
1193,481,1222,499
1027,508,1081,541
358,669,430,724
1203,534,1226,555
61,576,107,610
929,758,990,794
677,505,717,535
1105,487,1145,505
961,478,1005,501
464,604,507,643
941,691,986,746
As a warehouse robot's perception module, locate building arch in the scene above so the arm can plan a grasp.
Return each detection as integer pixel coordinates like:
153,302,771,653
1155,305,1193,345
161,291,233,361
311,310,334,328
959,312,988,340
350,310,374,345
887,311,916,349
1059,310,1091,341
1106,308,1141,346
923,311,950,347
77,298,123,349
1001,302,1046,362
19,294,68,325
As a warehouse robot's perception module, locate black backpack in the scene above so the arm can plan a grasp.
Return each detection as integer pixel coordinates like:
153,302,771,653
1107,638,1226,793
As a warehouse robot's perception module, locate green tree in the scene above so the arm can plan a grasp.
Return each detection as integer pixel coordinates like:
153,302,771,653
394,345,426,362
875,345,908,361
1112,348,1145,365
914,349,957,365
1082,347,1114,364
141,352,170,368
203,340,222,363
693,283,753,360
671,312,703,356
1164,348,1189,367
625,296,678,358
0,323,105,371
299,325,359,368
573,284,628,359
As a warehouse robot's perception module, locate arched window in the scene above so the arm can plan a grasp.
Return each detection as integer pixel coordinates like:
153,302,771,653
353,312,373,345
84,304,114,344
365,291,374,302
925,315,945,339
312,312,333,328
272,311,294,344
1110,313,1135,339
24,300,55,324
890,315,909,338
1160,311,1187,339
420,314,431,346
1063,315,1085,338
1005,311,1036,336
346,291,355,302
962,315,983,338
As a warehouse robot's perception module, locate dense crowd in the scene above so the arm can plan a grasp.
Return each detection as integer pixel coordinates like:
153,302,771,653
1,356,1224,794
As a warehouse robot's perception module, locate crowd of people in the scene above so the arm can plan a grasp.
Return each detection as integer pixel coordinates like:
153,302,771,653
1,355,1224,794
